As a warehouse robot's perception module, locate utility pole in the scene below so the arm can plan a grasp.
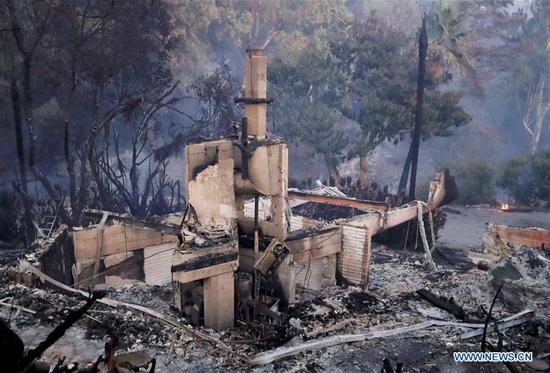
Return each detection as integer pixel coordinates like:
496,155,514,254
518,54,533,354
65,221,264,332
408,17,428,201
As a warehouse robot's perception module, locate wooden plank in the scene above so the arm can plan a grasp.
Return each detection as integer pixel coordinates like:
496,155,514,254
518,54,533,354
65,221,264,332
172,242,236,267
285,228,342,263
73,225,177,261
172,260,238,284
103,252,134,268
347,205,423,236
83,209,181,235
287,191,388,212
489,224,550,248
302,218,321,227
203,272,235,330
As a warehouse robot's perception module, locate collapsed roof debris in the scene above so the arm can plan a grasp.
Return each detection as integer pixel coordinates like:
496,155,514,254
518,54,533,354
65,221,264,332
2,50,549,372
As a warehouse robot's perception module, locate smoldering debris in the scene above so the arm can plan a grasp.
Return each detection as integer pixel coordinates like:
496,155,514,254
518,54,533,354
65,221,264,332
2,228,550,371
3,183,549,371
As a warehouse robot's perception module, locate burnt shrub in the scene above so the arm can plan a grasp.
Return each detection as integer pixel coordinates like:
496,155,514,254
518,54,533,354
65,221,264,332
497,149,550,207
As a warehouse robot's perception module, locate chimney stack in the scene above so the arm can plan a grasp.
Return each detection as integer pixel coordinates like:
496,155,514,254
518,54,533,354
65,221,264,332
243,49,268,139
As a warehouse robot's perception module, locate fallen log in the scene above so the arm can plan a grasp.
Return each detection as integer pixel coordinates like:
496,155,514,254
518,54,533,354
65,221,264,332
416,289,466,319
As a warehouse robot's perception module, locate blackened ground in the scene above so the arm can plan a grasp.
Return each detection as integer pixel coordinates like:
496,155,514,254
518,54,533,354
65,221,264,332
1,203,550,371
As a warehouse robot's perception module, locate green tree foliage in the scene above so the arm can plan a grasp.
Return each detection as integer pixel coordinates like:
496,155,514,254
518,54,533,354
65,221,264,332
190,64,239,135
269,43,348,182
331,16,471,185
426,1,477,86
169,0,352,78
269,12,471,186
497,149,550,207
453,159,495,205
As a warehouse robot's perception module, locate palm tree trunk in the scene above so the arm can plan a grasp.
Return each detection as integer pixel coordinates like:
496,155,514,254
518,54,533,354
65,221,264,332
409,17,428,200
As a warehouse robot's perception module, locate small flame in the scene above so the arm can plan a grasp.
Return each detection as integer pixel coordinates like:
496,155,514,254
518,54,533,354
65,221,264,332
501,203,510,211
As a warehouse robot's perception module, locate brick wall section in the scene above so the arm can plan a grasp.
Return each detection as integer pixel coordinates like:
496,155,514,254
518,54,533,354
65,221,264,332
289,215,303,231
338,225,371,285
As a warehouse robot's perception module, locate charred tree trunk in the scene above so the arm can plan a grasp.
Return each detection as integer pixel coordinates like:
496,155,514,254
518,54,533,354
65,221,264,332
7,2,38,167
409,17,428,201
359,154,369,189
323,153,341,187
10,79,34,243
21,54,37,167
63,81,80,226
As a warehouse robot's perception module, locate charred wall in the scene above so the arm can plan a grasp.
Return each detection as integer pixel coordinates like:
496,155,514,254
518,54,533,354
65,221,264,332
40,227,76,286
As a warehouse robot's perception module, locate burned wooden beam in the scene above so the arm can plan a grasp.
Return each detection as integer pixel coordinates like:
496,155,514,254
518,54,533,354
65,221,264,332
73,224,177,261
285,226,342,263
287,190,389,212
171,251,238,273
83,209,181,235
487,223,550,249
416,289,466,319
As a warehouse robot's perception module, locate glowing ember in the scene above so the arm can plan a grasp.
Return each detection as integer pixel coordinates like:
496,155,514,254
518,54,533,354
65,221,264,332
501,203,510,211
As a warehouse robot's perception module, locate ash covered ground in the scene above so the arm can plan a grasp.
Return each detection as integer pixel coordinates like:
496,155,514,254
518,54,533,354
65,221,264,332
1,206,549,372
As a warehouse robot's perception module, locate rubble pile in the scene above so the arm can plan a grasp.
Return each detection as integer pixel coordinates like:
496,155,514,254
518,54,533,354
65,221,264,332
2,230,550,371
490,246,550,312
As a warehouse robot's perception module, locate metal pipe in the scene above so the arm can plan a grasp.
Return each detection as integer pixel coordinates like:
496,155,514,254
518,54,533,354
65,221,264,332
253,195,260,319
241,117,249,179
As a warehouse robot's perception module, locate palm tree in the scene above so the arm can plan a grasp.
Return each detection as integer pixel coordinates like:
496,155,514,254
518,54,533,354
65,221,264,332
400,1,477,196
425,1,478,87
